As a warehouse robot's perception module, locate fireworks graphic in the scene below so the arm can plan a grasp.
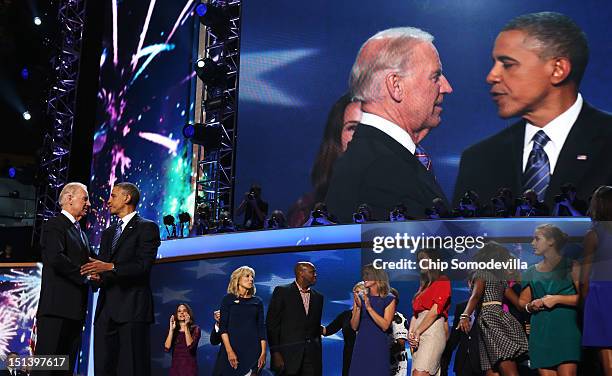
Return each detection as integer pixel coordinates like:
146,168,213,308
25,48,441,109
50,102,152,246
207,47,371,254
0,265,41,357
88,0,197,244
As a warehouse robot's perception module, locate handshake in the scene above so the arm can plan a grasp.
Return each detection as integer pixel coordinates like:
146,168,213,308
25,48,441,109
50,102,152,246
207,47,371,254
80,257,116,282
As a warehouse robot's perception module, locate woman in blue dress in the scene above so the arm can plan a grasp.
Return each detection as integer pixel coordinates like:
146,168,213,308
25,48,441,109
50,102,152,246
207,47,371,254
348,264,397,376
581,186,612,376
214,266,267,375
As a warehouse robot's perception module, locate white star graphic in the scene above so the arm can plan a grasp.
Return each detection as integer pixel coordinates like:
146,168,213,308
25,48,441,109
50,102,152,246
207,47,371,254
296,252,343,262
240,48,318,106
185,261,228,279
154,287,192,304
256,274,295,294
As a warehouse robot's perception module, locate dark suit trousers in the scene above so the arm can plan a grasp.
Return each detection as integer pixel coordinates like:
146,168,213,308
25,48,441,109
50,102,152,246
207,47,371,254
283,349,319,376
33,316,82,376
94,308,151,376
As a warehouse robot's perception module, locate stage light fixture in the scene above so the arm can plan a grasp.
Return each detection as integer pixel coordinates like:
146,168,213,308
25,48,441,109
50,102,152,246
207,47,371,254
8,167,16,179
22,111,31,120
183,123,195,138
195,3,207,17
33,17,42,26
184,123,223,150
198,3,231,38
21,68,29,80
194,58,229,87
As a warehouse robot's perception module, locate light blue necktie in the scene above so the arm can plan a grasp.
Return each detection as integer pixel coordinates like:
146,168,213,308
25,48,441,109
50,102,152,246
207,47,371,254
523,130,551,201
415,144,432,171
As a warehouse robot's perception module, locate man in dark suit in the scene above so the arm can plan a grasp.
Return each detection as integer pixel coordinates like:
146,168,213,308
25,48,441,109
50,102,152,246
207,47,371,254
441,301,482,376
266,262,324,376
34,182,93,376
80,182,160,376
325,27,453,222
454,12,612,209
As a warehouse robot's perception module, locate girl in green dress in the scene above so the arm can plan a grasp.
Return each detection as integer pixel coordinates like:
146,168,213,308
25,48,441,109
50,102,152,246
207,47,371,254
519,224,581,376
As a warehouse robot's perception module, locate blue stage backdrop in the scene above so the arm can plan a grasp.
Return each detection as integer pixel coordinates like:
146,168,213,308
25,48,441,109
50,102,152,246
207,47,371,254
235,0,612,217
88,0,198,244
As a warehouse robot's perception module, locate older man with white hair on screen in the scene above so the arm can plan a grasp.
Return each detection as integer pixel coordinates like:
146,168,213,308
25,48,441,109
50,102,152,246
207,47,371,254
326,27,453,222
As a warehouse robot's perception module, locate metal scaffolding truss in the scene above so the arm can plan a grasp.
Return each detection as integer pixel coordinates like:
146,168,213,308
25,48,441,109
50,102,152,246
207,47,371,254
32,0,86,245
195,0,241,221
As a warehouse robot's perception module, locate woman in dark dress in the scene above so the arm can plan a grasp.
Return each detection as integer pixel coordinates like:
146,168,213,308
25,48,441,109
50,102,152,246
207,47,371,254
348,265,396,376
214,266,267,375
164,303,201,376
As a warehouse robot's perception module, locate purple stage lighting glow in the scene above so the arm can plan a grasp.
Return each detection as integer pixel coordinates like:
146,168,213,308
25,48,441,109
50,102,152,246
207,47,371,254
8,168,16,179
21,68,29,80
195,3,207,17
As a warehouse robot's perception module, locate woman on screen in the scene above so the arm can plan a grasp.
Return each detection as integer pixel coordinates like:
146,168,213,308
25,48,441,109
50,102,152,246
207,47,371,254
409,249,451,376
581,186,612,376
519,224,581,375
164,303,201,376
287,93,362,226
458,242,528,376
214,266,266,375
348,264,396,376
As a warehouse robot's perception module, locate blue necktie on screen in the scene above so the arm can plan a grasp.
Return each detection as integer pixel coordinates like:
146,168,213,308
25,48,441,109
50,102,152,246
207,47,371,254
415,144,432,171
111,219,124,251
523,130,551,201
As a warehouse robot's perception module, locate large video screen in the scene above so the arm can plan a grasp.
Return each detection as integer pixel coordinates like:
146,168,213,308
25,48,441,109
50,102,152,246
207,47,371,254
235,0,611,221
88,0,198,243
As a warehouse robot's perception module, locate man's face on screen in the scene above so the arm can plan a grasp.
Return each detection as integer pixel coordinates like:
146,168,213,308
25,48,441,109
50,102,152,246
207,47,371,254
399,42,453,131
486,30,554,121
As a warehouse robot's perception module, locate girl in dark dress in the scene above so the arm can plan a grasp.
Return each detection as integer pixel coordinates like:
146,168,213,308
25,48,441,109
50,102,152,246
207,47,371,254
164,303,201,376
214,266,267,375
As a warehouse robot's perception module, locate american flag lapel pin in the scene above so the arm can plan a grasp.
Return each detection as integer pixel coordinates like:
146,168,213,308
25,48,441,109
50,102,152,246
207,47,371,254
576,155,588,160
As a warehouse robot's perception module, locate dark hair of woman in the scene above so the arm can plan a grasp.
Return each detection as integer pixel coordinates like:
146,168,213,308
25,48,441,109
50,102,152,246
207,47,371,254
311,93,353,203
173,303,195,343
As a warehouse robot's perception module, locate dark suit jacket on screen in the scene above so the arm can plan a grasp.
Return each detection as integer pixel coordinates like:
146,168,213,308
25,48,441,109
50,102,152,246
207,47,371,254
266,282,324,375
454,102,612,209
94,214,160,323
326,124,448,222
37,214,92,321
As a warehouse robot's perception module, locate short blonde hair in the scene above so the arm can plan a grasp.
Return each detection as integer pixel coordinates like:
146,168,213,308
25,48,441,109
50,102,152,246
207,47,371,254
227,266,256,296
59,182,88,207
362,264,390,296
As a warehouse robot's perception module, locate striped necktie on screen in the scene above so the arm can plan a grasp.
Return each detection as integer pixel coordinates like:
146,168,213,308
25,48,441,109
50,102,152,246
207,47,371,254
414,144,432,171
111,219,124,250
523,130,551,201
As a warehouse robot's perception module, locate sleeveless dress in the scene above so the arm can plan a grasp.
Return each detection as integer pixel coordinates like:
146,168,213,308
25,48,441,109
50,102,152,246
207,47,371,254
583,222,612,346
348,294,395,376
473,271,528,371
522,257,581,368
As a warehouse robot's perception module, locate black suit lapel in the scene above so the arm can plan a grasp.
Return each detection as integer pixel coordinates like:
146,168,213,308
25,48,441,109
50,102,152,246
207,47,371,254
546,103,602,202
290,283,308,319
111,214,138,258
60,214,89,263
363,125,449,203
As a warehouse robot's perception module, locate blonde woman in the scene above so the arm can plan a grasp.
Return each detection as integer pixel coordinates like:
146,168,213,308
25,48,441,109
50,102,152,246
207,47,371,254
214,266,266,375
348,264,397,376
